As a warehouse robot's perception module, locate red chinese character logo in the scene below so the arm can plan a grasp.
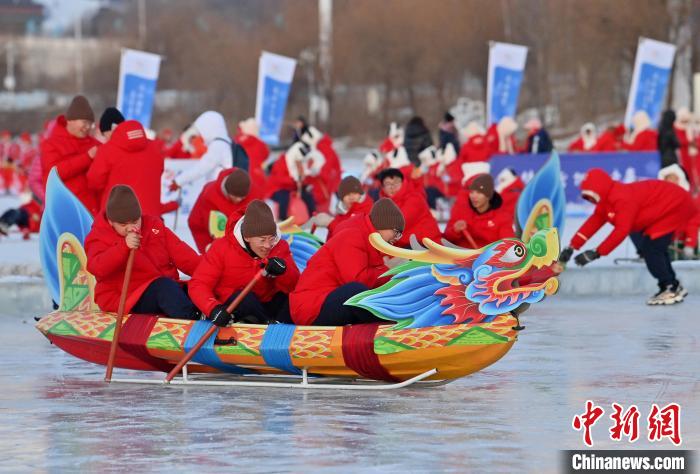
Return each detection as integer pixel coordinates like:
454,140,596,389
572,400,605,447
609,403,640,442
648,403,681,446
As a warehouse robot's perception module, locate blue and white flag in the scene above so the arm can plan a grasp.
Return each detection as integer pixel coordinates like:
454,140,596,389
255,51,297,145
116,48,162,129
625,38,676,128
486,42,528,125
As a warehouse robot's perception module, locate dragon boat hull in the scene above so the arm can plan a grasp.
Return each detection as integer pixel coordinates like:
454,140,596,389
36,311,518,381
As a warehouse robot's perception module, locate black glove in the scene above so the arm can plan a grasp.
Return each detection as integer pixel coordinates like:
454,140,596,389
264,257,287,277
208,304,232,327
574,249,600,267
559,246,574,263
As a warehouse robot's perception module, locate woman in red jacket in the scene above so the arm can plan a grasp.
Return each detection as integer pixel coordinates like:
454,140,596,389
559,168,697,305
378,168,441,248
187,168,252,253
189,200,299,326
290,198,405,326
85,185,201,318
443,174,515,248
235,118,269,198
41,95,100,214
326,176,374,239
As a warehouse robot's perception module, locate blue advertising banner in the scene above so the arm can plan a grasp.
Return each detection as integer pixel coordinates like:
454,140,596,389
490,152,660,205
255,52,297,146
487,42,528,125
116,49,161,129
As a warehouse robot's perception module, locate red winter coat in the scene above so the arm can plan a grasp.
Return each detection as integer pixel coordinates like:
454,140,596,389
187,168,252,253
326,196,374,239
290,214,390,325
593,125,625,152
498,177,525,216
20,198,42,233
236,134,269,198
307,136,342,212
623,129,658,152
380,182,441,247
266,154,297,196
189,218,300,316
458,134,491,163
85,214,201,313
570,169,697,256
444,191,515,248
41,115,99,213
87,120,165,217
485,124,516,158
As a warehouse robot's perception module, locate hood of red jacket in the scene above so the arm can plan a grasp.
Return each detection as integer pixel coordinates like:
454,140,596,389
109,120,148,152
580,168,614,202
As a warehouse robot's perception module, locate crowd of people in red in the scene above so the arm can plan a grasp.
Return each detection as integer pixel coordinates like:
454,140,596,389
1,94,699,318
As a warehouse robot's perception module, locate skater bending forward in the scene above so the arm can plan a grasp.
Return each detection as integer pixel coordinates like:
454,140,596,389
85,185,202,318
189,200,299,326
290,198,405,326
559,168,697,305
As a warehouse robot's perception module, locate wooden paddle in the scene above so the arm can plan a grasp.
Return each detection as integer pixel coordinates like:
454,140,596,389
163,268,266,383
104,248,136,382
461,229,478,249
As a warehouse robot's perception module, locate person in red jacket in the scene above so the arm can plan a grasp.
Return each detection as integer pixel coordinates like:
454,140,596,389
300,126,342,213
41,95,100,214
189,200,299,326
235,118,269,198
444,174,515,248
593,124,625,152
85,185,201,318
188,168,252,253
622,111,658,152
495,168,525,216
290,198,404,326
87,119,166,217
325,176,374,239
96,107,124,143
0,194,42,239
558,168,697,305
377,168,440,248
568,123,598,152
658,163,699,259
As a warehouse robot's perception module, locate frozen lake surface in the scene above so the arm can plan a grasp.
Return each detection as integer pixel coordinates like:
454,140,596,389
1,294,698,473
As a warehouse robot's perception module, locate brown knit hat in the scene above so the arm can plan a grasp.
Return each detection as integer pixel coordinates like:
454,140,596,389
469,174,494,199
241,200,277,238
369,198,405,232
106,185,142,223
337,176,364,200
66,95,95,122
224,169,251,197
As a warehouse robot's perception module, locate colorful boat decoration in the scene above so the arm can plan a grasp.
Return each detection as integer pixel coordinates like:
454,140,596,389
516,151,566,243
36,222,558,383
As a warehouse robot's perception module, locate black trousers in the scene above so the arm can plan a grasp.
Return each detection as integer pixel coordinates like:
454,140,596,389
629,232,677,288
425,186,445,210
270,189,316,220
0,208,29,228
131,277,198,319
224,290,291,324
313,282,385,326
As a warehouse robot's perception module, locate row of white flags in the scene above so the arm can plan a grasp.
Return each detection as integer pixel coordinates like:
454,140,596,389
115,37,677,140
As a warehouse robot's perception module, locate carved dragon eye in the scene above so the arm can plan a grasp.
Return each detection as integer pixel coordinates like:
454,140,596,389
500,243,526,263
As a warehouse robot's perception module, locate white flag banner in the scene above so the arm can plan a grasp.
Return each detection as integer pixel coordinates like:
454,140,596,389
116,48,162,129
624,38,676,128
486,42,528,126
255,51,297,145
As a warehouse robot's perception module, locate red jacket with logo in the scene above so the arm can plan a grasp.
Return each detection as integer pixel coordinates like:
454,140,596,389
85,214,201,313
290,214,390,325
87,120,165,217
443,190,515,248
187,168,252,253
380,183,441,247
41,115,99,213
189,218,299,316
326,196,374,240
570,169,697,255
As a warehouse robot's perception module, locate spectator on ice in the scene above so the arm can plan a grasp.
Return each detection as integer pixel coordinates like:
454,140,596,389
523,118,554,154
657,164,699,259
485,116,518,157
568,123,597,152
623,111,657,152
235,118,269,198
438,112,460,152
657,110,680,167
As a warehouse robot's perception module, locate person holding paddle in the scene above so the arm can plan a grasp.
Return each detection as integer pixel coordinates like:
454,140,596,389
189,200,299,326
85,185,202,319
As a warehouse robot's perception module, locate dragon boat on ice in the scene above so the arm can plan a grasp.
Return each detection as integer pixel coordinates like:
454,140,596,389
36,153,564,389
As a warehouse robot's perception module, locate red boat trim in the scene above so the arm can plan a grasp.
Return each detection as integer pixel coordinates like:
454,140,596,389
118,314,173,372
341,323,399,382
